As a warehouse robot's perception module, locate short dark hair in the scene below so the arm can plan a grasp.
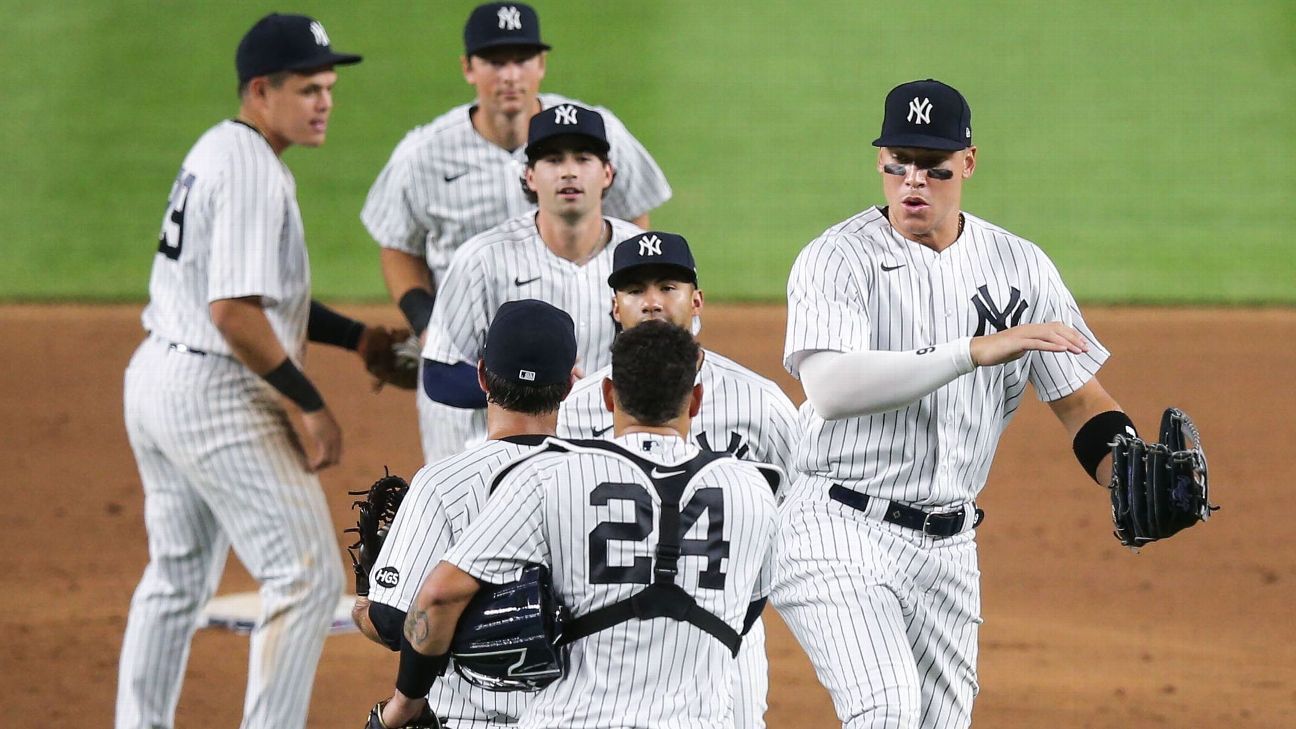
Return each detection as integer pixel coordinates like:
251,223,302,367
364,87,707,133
519,141,613,204
237,69,293,98
483,369,570,415
609,320,699,426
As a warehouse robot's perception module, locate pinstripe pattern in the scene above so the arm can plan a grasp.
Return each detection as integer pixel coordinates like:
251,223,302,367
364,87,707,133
556,350,798,728
360,94,668,465
143,121,311,361
360,93,670,289
445,434,779,729
775,207,1107,728
784,206,1108,507
367,439,541,727
417,215,642,459
118,121,339,729
119,340,342,729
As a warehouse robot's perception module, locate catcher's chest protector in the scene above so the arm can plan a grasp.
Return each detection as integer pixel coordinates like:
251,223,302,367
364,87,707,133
554,443,744,656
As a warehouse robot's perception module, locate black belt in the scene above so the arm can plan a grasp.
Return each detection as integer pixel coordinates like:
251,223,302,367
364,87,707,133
150,333,208,356
829,484,984,538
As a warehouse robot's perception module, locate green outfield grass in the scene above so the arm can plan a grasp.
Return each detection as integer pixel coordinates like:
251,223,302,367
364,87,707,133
1,1,1292,303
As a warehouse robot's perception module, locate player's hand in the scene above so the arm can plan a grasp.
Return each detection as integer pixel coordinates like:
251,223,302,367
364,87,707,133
969,322,1089,367
300,407,343,472
379,692,429,728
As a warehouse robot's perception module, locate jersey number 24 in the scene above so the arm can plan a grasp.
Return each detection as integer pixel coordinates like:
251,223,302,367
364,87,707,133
588,482,730,589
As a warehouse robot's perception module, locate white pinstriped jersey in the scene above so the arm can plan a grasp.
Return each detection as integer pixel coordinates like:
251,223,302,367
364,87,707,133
421,214,642,372
369,436,550,725
557,349,800,476
445,433,780,729
784,206,1109,508
142,120,311,361
361,93,671,288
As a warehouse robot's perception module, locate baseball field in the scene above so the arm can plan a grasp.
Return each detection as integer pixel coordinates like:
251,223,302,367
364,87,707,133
2,1,1294,727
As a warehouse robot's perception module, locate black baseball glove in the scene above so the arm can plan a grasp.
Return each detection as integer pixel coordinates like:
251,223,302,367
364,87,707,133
1109,407,1216,548
346,469,410,597
363,700,446,729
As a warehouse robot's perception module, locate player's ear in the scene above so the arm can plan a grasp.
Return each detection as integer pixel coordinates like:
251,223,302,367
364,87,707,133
962,146,977,179
535,51,547,79
692,287,704,315
601,161,615,192
601,377,615,413
461,55,474,83
477,360,489,395
610,294,623,325
524,165,539,194
876,148,887,174
688,383,703,418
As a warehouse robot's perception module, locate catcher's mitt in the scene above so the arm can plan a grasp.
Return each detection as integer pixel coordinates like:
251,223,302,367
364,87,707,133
346,469,411,597
1109,407,1216,548
363,700,445,729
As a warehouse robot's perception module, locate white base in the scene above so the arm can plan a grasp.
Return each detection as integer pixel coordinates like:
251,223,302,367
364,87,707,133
199,591,359,636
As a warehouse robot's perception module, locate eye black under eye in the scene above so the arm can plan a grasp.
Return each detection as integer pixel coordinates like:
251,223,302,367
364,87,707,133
883,163,907,176
926,168,954,180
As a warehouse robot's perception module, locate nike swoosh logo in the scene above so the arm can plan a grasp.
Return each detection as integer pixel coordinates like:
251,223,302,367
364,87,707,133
881,263,906,271
443,170,469,183
650,467,685,478
591,425,613,437
514,276,541,286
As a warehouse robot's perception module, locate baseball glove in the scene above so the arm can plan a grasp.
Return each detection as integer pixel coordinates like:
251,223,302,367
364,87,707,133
363,700,445,729
386,332,421,391
1109,407,1216,548
346,469,410,597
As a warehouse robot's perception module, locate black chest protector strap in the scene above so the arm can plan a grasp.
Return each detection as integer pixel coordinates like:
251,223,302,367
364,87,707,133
556,442,743,657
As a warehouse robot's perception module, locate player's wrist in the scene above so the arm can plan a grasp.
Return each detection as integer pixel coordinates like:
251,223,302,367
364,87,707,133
262,358,325,412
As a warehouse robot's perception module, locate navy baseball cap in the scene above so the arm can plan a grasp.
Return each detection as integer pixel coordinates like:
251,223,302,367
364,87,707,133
483,300,577,386
524,103,609,159
608,232,698,289
236,13,362,84
464,3,551,57
872,79,972,151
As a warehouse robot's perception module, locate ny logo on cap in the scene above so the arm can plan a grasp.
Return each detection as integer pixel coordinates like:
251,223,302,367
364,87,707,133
907,97,932,125
638,235,662,256
554,105,579,125
498,6,522,30
309,21,330,47
518,369,536,381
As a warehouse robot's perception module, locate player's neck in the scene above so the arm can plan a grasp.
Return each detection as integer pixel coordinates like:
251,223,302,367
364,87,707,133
471,98,540,151
614,412,691,440
486,407,558,441
887,208,965,253
536,211,610,266
235,110,289,157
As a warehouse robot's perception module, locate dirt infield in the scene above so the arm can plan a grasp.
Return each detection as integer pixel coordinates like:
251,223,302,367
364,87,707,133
2,303,1293,727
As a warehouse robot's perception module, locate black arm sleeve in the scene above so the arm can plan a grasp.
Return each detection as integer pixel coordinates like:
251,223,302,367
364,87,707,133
398,288,436,337
368,602,407,652
307,299,365,350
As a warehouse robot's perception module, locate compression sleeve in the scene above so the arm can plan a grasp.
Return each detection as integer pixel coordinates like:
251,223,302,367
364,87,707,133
798,339,975,420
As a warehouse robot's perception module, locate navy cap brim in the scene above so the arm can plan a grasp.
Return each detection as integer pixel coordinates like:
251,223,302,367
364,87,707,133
524,132,610,160
287,50,363,71
466,38,552,56
608,262,697,290
872,133,968,151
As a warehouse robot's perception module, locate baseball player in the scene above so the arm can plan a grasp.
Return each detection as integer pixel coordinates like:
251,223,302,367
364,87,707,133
353,300,577,728
558,230,799,728
361,2,671,464
418,104,642,446
116,15,392,729
377,321,781,729
775,79,1135,728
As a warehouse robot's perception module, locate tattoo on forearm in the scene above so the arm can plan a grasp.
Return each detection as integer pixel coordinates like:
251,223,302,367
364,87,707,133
404,606,430,648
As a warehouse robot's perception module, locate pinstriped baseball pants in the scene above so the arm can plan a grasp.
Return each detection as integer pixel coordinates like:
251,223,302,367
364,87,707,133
772,476,981,729
116,337,343,729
